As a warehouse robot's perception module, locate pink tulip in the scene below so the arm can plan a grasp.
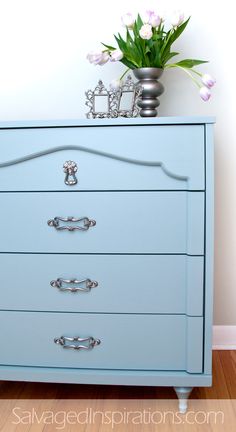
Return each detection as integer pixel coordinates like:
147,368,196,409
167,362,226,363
142,10,162,27
199,86,211,101
202,74,216,88
171,10,185,27
86,51,109,66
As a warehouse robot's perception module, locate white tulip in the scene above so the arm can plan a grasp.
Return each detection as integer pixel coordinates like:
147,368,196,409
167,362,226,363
121,13,135,29
98,52,110,65
110,49,123,62
87,51,103,65
142,10,154,24
139,24,153,40
150,13,162,27
86,51,109,66
171,10,185,27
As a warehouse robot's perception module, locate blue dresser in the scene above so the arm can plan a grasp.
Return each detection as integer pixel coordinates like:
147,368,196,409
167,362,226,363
0,117,214,412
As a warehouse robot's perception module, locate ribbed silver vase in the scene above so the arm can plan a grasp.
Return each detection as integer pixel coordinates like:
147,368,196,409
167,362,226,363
133,67,164,117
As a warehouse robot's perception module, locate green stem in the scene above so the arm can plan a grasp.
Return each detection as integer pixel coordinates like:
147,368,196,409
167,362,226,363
119,68,130,81
190,68,203,77
165,29,173,46
165,64,201,88
160,30,172,54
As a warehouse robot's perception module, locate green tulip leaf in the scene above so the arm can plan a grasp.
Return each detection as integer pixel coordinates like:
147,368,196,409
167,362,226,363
174,59,208,68
101,43,115,51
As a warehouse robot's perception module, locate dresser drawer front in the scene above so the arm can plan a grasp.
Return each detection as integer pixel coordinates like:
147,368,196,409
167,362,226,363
0,311,203,373
0,125,204,191
0,191,204,254
0,254,203,315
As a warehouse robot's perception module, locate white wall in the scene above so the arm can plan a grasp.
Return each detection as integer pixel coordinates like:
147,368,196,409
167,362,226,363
0,0,235,324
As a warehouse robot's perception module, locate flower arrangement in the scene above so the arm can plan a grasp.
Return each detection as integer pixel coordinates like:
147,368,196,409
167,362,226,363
87,10,216,101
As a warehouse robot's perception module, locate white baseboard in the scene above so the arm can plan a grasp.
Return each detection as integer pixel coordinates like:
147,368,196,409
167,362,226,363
213,325,236,350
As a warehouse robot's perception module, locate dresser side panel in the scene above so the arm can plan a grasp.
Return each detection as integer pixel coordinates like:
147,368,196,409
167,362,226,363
203,123,214,374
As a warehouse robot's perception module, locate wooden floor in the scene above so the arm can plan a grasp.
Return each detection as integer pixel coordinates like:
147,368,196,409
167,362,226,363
0,351,235,431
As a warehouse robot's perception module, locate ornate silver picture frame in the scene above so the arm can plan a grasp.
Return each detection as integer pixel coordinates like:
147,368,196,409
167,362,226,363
85,80,117,119
85,76,142,119
116,75,142,118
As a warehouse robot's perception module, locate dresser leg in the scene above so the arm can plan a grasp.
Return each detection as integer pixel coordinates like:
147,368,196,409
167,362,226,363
173,387,193,413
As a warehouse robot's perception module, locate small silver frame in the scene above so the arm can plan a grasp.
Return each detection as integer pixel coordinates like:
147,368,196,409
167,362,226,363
85,76,142,119
85,80,118,119
116,75,142,118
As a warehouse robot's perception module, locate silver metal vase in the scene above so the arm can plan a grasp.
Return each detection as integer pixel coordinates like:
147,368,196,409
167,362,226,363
133,67,164,117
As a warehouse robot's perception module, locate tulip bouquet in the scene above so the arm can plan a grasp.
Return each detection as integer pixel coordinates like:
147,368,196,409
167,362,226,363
87,10,215,101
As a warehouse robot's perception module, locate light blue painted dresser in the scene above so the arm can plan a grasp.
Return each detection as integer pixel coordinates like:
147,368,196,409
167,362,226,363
0,116,214,412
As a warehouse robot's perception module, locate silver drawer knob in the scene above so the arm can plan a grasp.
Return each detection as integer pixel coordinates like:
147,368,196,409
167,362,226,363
47,216,96,231
63,160,78,185
54,335,101,350
50,278,98,292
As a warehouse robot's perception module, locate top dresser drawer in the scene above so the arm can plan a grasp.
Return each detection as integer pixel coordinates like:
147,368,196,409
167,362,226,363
0,124,204,191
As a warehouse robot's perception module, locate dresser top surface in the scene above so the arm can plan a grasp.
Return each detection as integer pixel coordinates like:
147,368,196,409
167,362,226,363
0,116,215,129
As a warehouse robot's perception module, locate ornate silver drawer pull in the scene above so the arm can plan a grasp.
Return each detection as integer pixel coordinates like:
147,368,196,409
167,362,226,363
47,216,96,231
54,335,101,350
63,160,78,186
50,278,98,292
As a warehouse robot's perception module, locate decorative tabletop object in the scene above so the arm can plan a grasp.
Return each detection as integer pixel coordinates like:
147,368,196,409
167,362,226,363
85,80,116,119
87,10,216,117
85,76,142,119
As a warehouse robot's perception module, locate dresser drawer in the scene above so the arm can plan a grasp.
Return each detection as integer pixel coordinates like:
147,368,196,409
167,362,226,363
0,191,204,254
0,311,203,373
0,254,203,315
0,125,204,191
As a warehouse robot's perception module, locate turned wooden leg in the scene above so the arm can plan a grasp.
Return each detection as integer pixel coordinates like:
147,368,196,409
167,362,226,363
174,387,193,413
